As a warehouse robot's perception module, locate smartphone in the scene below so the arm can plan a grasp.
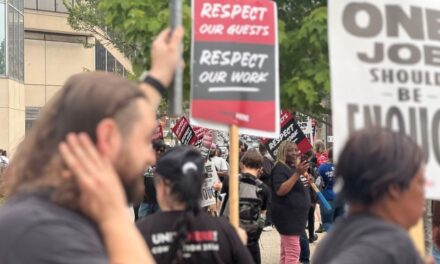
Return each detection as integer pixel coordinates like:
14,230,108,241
300,155,309,163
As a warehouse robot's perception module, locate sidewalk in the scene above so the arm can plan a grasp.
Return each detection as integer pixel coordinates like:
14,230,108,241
260,228,324,264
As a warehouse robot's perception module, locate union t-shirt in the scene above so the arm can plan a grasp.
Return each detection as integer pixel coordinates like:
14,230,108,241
137,211,254,264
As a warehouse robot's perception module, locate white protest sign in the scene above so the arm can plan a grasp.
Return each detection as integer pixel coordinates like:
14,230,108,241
201,161,220,207
329,0,440,199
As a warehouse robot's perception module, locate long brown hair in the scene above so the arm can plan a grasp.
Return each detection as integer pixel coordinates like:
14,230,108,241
276,141,296,166
4,72,146,209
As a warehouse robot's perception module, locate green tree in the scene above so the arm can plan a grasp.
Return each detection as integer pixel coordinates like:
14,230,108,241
67,0,330,118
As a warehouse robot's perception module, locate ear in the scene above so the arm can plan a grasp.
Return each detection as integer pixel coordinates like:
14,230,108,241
388,184,402,201
95,118,122,159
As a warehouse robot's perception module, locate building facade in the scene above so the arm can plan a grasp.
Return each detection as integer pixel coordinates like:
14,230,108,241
0,0,131,155
0,0,25,156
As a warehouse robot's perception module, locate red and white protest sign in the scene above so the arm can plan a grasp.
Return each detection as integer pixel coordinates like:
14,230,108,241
193,126,209,140
152,125,164,141
190,0,280,138
172,117,198,145
260,110,312,158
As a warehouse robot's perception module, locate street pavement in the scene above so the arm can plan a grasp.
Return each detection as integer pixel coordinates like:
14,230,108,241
260,228,324,264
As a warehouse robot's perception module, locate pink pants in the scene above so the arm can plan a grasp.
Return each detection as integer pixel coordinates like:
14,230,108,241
280,234,300,264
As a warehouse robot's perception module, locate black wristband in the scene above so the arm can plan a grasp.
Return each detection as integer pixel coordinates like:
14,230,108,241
141,74,166,97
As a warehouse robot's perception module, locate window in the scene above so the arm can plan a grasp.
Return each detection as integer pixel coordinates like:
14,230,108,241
25,0,73,13
55,0,69,12
6,1,24,81
0,3,5,75
25,107,41,135
37,0,54,11
95,42,106,71
24,0,36,9
106,53,115,72
95,41,128,77
115,61,123,76
18,12,23,80
7,5,14,77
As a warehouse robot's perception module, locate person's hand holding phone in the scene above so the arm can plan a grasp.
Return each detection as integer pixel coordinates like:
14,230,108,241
296,155,310,176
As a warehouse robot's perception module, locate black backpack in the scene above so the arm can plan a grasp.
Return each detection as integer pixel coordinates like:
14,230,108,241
223,174,265,242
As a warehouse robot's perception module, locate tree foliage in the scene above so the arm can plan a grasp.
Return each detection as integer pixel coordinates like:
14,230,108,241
67,0,330,116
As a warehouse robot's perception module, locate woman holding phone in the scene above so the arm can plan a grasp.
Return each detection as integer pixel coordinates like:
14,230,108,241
270,141,311,264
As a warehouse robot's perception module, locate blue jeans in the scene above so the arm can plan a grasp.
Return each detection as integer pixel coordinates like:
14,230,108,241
433,244,440,264
320,200,345,231
138,202,159,219
299,231,310,262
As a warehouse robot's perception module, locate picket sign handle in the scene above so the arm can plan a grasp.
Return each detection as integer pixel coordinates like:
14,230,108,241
409,218,425,257
228,124,239,228
310,182,332,211
305,173,332,211
168,0,183,116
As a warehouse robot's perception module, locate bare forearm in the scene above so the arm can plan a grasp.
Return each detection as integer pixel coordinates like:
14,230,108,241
276,173,300,196
100,214,155,264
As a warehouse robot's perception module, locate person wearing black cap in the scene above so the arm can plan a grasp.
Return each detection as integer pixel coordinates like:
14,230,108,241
137,140,167,220
136,146,254,264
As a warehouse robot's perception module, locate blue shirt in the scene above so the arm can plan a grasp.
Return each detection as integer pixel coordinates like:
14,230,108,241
318,162,335,201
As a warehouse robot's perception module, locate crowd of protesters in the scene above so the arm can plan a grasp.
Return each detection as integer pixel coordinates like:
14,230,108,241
0,25,435,264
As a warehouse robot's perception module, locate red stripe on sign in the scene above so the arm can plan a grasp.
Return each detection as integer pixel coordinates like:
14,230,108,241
297,138,312,155
192,100,276,132
194,0,276,45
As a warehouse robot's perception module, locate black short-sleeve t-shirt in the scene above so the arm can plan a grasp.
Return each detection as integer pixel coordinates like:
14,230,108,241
0,193,108,264
270,162,311,235
137,211,254,264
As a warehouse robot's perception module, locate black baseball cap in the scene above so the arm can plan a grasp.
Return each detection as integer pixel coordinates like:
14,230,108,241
156,146,204,181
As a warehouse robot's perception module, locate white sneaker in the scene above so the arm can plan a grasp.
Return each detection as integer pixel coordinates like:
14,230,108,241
263,226,273,231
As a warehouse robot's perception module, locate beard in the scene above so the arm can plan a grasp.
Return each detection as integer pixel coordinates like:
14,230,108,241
114,148,146,205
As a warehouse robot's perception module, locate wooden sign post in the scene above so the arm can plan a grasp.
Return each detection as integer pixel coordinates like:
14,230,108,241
409,218,425,257
228,124,239,227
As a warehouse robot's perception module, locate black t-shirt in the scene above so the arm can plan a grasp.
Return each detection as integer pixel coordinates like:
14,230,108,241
0,193,108,264
270,162,311,235
260,157,274,186
137,211,254,264
143,167,157,204
313,213,423,264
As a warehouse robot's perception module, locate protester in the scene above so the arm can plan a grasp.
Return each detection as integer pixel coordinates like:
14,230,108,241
259,143,274,231
299,150,318,264
239,141,248,159
271,140,311,264
433,201,440,264
0,149,7,177
210,147,229,179
137,146,254,264
0,149,9,166
317,148,344,231
0,27,184,264
313,128,431,264
138,140,167,220
314,140,328,167
220,149,270,264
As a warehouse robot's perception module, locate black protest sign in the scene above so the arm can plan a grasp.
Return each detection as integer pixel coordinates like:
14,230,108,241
172,117,198,145
260,110,312,158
